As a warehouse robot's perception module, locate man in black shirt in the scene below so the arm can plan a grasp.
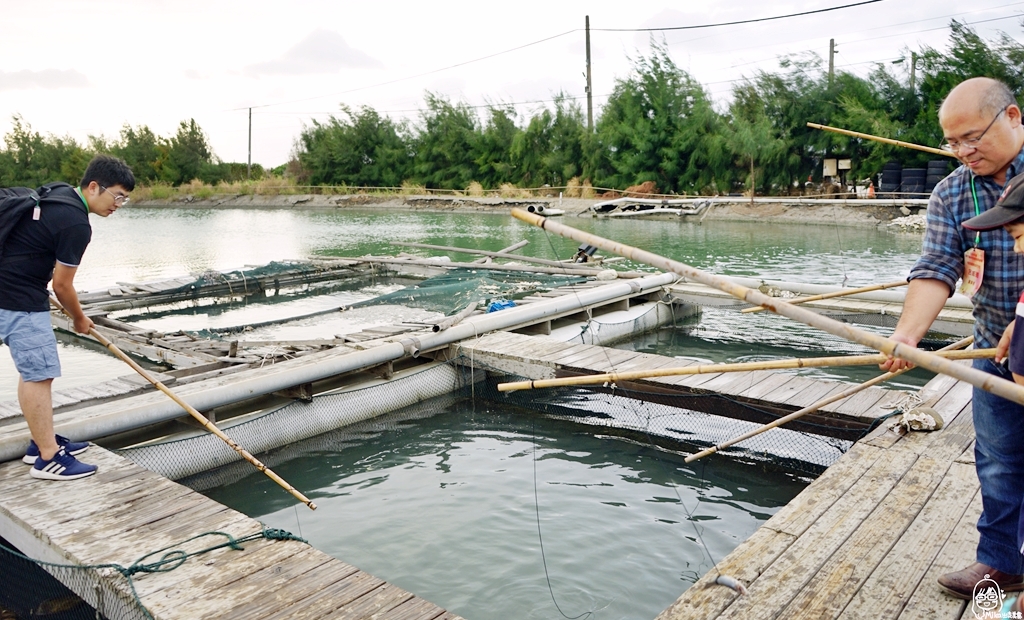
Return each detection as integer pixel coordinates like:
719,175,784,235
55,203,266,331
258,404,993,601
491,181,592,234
0,154,134,480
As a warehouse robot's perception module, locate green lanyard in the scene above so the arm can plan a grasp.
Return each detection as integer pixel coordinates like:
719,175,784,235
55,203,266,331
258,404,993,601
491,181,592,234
73,187,90,214
969,175,981,247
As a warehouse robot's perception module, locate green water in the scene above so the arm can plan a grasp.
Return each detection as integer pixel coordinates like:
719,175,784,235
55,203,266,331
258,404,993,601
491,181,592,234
0,207,931,617
201,397,809,620
1,206,930,399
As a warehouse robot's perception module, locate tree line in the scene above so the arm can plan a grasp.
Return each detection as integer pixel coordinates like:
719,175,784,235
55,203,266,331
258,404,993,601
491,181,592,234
2,21,1022,196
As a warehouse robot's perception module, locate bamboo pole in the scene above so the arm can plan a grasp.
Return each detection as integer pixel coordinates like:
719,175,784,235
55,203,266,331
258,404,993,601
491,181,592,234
497,348,992,392
683,335,975,463
806,122,957,158
509,208,1024,405
50,298,317,510
391,241,573,268
741,279,908,313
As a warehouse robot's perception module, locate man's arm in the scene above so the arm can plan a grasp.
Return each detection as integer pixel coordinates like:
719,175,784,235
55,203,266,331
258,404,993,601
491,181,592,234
880,278,951,371
51,263,93,334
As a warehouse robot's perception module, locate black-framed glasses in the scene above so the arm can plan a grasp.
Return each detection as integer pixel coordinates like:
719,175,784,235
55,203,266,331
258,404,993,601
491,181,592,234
941,107,1007,153
101,186,130,206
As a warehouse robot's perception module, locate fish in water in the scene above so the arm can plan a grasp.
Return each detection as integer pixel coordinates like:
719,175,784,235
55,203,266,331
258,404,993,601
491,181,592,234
30,595,83,616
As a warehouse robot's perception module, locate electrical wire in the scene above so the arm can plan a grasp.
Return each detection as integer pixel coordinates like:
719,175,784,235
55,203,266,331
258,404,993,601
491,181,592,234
592,0,885,32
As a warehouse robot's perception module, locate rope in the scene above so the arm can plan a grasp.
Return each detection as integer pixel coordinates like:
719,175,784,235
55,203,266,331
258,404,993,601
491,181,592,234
0,525,307,620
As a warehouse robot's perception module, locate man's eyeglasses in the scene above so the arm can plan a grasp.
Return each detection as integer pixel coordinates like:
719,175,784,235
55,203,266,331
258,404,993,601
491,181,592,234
941,107,1007,153
101,186,130,206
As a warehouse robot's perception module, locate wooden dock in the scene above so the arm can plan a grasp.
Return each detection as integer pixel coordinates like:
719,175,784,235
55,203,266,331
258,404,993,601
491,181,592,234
0,447,463,620
656,368,980,619
451,331,908,436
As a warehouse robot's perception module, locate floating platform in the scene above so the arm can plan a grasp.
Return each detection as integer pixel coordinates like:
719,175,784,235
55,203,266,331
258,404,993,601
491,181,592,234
656,368,979,619
0,447,463,620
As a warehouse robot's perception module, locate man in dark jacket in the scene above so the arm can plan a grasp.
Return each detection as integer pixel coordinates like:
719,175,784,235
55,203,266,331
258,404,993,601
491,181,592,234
0,154,134,480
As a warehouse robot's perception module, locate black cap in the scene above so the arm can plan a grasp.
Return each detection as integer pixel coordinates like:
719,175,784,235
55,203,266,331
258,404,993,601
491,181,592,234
963,172,1024,230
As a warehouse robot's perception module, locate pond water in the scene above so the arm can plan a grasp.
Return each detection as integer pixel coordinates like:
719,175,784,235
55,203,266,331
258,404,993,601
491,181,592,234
0,206,934,618
200,396,809,620
0,206,931,401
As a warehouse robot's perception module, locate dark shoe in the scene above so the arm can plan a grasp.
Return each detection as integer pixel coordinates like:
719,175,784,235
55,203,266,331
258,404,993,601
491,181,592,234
23,434,89,464
30,447,97,481
938,562,1024,600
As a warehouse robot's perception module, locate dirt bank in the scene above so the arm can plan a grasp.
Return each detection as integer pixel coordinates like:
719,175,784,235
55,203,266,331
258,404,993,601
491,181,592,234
136,193,930,229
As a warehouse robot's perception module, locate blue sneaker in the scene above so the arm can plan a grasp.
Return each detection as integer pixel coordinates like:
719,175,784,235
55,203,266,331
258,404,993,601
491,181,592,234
30,447,97,481
23,434,89,465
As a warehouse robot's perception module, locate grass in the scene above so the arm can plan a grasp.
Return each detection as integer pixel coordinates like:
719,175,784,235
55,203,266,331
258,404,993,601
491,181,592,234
130,178,614,203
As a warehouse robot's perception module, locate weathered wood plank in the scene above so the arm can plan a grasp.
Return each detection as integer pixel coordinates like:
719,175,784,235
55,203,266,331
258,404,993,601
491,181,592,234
713,449,920,619
895,488,981,619
655,525,797,620
772,454,947,619
839,460,979,619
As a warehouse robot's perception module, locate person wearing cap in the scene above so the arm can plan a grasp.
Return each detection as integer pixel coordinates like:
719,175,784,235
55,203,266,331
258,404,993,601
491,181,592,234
879,77,1024,600
962,174,1024,616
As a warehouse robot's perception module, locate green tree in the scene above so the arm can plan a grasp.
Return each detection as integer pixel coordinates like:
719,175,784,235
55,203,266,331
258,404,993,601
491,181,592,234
412,94,479,189
163,119,216,185
593,43,730,194
296,105,412,187
473,104,520,188
113,124,166,184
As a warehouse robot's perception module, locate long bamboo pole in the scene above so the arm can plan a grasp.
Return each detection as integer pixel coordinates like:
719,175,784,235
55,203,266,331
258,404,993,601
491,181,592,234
50,298,317,510
509,208,1024,404
497,348,992,392
741,280,908,313
806,122,957,158
683,335,974,463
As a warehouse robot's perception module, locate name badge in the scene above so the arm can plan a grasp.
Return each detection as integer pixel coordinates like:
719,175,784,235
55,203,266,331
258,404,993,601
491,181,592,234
958,247,985,298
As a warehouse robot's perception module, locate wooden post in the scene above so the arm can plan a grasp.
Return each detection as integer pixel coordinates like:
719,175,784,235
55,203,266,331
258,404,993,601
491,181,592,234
586,15,593,133
247,107,252,181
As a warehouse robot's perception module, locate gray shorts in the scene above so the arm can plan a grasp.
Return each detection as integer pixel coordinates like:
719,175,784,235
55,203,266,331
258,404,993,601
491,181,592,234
0,309,61,382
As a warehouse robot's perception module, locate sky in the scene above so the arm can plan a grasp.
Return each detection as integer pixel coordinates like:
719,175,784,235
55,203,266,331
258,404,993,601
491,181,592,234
2,0,1023,169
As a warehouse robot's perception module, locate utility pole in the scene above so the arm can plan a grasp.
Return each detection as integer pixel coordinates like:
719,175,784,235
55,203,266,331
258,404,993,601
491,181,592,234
586,15,593,133
910,51,917,93
828,39,836,88
247,107,252,181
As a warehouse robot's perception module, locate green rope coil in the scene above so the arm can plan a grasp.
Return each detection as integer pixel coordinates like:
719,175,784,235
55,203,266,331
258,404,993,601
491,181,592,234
0,525,308,620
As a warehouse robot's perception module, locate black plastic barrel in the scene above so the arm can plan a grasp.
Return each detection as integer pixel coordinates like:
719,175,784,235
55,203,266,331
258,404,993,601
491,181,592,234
901,168,926,198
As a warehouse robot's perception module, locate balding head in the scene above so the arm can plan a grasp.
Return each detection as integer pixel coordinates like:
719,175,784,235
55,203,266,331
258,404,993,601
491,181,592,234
938,77,1023,183
940,77,1016,119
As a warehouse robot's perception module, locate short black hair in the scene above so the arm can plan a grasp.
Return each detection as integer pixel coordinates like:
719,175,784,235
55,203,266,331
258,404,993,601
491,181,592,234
80,154,135,192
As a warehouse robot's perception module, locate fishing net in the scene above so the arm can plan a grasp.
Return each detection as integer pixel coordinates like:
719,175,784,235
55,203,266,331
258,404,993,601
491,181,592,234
0,535,147,620
342,267,586,315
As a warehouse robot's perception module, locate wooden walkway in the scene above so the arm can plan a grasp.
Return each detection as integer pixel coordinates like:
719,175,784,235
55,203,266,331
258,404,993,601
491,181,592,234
656,368,981,619
452,331,907,434
0,447,463,620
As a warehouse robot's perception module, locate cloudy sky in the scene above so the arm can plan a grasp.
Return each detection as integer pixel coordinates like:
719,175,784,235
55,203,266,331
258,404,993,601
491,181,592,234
2,0,1022,169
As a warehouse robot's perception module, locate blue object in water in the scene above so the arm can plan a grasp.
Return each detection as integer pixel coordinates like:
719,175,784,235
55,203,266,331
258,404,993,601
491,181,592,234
487,300,516,313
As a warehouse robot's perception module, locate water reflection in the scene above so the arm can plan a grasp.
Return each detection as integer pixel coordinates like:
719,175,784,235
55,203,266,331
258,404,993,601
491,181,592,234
198,399,807,620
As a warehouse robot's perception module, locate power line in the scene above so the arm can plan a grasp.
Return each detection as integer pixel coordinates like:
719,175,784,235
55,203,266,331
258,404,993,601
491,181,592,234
230,29,579,112
592,0,884,32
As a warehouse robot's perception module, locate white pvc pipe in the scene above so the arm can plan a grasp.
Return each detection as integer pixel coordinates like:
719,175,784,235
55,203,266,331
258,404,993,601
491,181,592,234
0,271,677,462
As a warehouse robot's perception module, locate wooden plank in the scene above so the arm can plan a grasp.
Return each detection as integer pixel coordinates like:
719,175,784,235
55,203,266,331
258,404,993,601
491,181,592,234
258,571,385,620
379,597,451,620
839,461,979,619
206,556,360,619
896,488,981,619
764,442,886,538
330,582,415,620
655,525,797,620
772,454,947,619
141,540,309,616
714,448,920,619
172,546,334,618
